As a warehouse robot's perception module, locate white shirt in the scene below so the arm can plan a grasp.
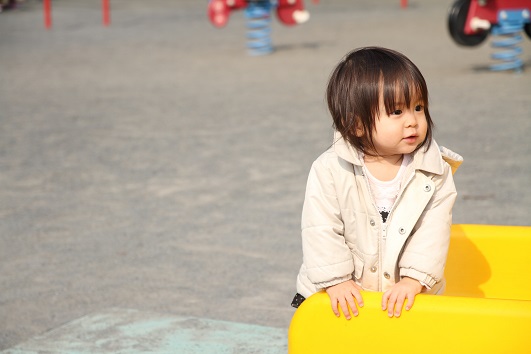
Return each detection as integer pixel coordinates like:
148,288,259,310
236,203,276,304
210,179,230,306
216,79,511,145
363,154,412,224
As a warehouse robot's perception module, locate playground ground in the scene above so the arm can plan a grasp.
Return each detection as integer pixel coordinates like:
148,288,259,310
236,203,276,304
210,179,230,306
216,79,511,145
0,0,530,352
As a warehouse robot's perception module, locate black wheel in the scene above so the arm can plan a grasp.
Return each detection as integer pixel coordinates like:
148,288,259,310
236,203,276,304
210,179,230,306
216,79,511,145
448,0,489,47
525,23,531,40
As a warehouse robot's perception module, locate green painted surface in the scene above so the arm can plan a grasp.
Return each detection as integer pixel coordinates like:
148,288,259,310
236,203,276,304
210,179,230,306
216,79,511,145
1,309,287,353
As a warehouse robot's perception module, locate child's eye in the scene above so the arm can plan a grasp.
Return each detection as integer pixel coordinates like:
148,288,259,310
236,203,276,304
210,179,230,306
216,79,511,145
415,105,424,112
390,109,402,115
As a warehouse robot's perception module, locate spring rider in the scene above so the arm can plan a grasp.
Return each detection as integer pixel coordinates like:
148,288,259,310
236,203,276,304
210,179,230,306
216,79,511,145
208,0,318,55
448,0,531,72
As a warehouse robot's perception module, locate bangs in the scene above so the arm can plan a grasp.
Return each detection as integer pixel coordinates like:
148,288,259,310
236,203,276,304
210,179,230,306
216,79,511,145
380,63,429,115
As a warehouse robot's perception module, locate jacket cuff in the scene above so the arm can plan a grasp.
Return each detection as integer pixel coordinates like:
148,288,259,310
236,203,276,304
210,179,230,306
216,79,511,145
400,268,437,289
314,275,353,290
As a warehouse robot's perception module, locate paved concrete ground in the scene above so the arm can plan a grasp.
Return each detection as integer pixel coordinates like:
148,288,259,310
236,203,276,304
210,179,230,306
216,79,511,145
0,0,530,351
2,309,288,353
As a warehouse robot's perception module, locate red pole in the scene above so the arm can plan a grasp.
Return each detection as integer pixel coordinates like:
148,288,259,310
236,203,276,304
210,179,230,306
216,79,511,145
401,0,408,8
44,0,52,29
102,0,110,26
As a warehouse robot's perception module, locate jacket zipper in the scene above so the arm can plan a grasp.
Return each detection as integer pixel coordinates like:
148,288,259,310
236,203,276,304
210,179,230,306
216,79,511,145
365,166,416,290
360,166,385,291
383,168,416,231
361,157,416,236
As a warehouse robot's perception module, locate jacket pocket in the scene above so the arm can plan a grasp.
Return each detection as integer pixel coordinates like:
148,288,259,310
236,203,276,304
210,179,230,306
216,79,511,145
353,252,364,281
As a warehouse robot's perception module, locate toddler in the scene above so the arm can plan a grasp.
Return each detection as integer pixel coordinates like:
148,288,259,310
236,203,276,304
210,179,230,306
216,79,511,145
292,47,463,318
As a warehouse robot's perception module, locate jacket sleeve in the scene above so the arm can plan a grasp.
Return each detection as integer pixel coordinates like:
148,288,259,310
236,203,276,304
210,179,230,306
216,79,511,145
301,156,354,290
399,162,457,288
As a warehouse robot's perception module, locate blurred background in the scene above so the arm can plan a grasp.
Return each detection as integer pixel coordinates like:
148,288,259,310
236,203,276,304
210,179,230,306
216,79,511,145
0,0,530,350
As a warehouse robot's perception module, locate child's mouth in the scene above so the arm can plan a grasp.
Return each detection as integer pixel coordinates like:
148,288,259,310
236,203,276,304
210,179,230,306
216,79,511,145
403,135,418,143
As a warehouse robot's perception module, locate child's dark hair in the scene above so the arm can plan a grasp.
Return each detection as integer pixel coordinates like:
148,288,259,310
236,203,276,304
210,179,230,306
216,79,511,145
326,46,434,155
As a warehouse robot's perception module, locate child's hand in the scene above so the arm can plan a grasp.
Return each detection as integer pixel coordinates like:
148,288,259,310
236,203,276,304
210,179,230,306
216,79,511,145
325,280,364,320
381,277,423,318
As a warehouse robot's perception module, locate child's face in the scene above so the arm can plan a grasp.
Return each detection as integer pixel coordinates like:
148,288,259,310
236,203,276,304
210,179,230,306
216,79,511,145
369,93,428,157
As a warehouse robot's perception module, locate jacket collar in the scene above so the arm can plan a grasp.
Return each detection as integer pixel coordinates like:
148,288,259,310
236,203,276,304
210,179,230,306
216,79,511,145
332,130,462,176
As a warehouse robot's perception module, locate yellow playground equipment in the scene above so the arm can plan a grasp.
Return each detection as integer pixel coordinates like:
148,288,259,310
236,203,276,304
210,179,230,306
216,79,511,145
289,224,531,353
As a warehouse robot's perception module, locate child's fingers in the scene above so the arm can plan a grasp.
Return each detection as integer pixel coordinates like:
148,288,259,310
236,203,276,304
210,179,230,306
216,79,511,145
346,295,358,317
351,289,364,308
338,297,352,320
387,296,397,317
405,293,415,311
329,296,340,317
381,290,390,311
326,281,366,320
393,296,405,317
382,293,397,317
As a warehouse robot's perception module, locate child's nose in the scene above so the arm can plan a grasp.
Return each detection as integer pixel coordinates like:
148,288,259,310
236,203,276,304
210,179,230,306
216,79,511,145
405,110,418,127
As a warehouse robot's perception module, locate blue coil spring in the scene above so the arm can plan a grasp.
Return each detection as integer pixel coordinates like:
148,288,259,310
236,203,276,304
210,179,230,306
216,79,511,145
490,10,528,72
245,1,273,56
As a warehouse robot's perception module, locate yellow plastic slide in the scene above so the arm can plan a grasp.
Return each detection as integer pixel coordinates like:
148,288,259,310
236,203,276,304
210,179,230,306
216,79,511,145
288,224,531,353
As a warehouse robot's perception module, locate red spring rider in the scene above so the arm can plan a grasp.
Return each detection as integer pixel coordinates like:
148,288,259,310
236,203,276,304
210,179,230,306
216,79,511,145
208,0,319,55
448,0,531,71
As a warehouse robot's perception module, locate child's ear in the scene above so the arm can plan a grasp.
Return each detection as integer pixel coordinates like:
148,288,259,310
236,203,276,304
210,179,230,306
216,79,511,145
354,117,364,137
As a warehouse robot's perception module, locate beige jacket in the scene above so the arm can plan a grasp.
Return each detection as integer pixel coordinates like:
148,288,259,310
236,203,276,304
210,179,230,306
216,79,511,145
296,132,463,298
